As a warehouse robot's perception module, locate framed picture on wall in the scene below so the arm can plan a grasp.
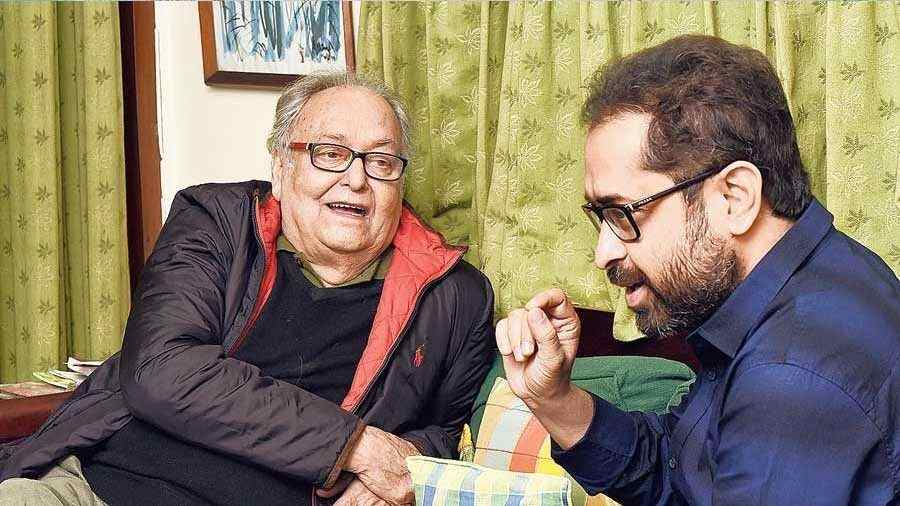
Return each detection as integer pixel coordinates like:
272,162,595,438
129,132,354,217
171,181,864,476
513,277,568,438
198,1,355,89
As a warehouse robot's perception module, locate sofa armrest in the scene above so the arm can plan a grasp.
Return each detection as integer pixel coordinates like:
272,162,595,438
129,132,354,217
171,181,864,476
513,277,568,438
0,392,72,443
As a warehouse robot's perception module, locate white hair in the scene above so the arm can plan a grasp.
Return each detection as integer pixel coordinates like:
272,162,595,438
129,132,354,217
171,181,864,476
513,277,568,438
266,72,411,158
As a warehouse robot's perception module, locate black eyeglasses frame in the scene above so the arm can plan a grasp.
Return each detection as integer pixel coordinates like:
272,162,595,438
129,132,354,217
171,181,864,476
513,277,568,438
288,141,408,182
581,166,723,242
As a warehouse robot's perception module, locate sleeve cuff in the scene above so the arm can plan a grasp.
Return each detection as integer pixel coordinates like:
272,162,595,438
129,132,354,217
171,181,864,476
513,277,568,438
550,391,637,485
401,433,429,455
322,419,367,489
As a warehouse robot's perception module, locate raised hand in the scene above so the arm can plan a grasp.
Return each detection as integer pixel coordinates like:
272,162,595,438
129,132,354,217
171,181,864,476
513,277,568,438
495,288,594,449
495,288,581,404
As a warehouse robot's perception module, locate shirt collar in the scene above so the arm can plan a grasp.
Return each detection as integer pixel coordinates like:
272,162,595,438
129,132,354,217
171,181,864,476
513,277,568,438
692,199,834,358
276,234,392,288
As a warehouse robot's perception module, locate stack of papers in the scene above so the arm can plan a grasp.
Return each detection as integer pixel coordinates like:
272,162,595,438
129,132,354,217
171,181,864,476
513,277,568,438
27,357,104,392
65,356,103,375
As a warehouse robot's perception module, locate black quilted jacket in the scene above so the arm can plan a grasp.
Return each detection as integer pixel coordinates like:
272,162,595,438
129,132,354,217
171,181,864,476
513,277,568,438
0,181,495,493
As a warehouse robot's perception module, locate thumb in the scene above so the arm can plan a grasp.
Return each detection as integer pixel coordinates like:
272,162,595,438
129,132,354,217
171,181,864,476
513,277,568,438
317,472,354,498
527,307,561,356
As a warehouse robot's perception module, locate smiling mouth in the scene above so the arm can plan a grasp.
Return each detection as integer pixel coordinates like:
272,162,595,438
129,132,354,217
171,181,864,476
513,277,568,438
326,202,369,217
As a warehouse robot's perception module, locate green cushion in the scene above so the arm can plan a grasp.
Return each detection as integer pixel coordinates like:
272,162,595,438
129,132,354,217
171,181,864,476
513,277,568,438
469,355,695,442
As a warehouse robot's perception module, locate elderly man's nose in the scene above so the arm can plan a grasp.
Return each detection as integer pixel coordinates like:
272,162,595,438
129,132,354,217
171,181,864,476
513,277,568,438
343,157,368,190
594,223,626,270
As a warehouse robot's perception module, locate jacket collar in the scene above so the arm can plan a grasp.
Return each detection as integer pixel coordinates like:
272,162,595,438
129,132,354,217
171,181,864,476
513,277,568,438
255,195,465,285
692,199,834,358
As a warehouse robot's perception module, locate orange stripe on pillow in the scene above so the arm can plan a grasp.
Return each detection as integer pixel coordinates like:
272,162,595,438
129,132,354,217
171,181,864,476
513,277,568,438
508,417,550,472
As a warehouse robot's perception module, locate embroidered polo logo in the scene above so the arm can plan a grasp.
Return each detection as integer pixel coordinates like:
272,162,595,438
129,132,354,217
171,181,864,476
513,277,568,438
413,344,425,368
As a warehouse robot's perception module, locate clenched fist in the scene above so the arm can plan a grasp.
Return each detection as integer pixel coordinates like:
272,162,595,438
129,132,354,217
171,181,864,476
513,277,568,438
495,288,581,403
495,288,594,449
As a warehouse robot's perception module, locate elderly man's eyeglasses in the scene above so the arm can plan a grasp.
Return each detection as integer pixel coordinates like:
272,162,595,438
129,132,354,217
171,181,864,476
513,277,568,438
288,142,408,182
581,166,722,242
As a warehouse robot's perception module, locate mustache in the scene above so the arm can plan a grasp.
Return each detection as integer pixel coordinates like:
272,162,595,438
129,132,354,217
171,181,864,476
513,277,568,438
606,262,646,288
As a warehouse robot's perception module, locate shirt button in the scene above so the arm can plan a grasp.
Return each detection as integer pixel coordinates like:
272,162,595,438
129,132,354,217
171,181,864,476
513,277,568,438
668,457,677,470
705,369,717,381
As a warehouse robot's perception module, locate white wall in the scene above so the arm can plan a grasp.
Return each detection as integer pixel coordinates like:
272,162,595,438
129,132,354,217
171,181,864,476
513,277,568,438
154,2,361,219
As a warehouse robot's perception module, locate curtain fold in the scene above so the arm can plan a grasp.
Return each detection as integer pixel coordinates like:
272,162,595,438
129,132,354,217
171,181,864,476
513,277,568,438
359,0,900,341
0,2,129,382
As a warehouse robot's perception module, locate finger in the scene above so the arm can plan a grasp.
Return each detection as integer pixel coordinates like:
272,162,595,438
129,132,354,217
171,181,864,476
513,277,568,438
525,288,575,320
364,493,390,506
527,307,562,356
498,314,525,376
495,318,512,356
508,309,525,362
518,310,535,358
499,343,523,376
334,479,368,506
371,492,392,506
359,496,379,506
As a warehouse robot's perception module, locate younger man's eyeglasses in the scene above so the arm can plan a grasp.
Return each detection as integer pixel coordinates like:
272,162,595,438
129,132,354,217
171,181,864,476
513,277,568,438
581,166,722,242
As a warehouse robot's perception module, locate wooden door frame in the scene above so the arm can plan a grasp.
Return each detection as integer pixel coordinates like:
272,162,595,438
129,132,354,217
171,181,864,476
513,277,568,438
119,2,162,289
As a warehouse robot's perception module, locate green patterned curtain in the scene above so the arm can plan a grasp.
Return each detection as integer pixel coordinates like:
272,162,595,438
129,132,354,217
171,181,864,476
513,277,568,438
0,3,130,382
359,1,900,340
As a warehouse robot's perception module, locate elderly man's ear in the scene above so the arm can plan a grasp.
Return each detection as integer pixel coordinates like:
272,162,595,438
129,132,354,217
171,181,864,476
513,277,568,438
271,156,293,201
709,161,764,237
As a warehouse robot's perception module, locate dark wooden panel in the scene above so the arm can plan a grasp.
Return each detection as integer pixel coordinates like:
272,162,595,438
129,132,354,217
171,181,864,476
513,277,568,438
120,1,162,289
0,392,72,443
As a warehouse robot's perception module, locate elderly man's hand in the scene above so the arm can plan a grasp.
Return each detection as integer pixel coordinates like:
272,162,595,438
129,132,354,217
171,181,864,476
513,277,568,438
343,426,419,505
334,479,390,506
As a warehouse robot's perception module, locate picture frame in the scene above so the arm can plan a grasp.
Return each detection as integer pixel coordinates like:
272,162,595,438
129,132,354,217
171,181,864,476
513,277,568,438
198,1,356,89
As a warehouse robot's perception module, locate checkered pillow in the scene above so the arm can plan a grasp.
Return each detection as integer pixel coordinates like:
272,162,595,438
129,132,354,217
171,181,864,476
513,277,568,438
407,456,573,506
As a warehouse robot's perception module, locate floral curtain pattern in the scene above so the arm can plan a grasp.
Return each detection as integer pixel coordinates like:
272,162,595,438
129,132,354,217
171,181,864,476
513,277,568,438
0,2,129,382
359,1,900,340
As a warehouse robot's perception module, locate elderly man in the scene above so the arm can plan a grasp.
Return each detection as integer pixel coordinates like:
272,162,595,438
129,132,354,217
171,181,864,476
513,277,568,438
0,73,495,506
498,35,900,505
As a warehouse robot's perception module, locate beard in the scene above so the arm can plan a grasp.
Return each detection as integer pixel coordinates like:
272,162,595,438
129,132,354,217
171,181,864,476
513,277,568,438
607,199,741,339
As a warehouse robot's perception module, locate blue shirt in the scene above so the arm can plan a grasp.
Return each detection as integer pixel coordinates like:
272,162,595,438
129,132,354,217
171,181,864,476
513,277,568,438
552,200,900,505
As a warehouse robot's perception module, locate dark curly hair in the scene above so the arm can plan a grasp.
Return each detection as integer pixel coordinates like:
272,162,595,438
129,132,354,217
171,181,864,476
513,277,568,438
582,35,811,219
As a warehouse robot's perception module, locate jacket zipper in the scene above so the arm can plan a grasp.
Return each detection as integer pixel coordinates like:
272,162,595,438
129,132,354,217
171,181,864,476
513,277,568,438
227,191,272,356
347,250,465,415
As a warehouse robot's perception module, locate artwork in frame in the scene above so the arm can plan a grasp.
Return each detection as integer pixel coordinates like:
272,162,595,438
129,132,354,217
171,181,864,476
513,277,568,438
198,1,355,89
